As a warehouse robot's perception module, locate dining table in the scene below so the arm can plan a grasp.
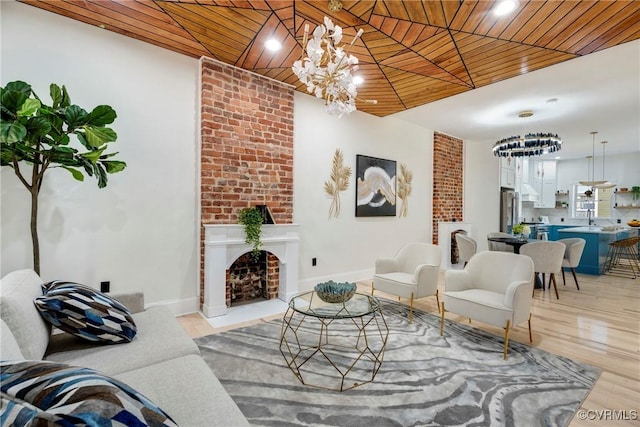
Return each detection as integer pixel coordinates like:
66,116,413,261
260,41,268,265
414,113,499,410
487,236,539,254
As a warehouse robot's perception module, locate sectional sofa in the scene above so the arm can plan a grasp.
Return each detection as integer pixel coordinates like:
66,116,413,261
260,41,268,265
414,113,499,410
0,269,249,426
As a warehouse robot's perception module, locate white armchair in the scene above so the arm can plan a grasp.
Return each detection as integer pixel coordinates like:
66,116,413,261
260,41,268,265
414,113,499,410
439,251,535,359
372,243,442,322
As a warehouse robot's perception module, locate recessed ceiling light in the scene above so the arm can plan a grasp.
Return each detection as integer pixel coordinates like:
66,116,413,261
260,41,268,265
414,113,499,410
264,39,282,52
494,0,517,16
353,75,364,85
518,110,534,118
546,98,558,103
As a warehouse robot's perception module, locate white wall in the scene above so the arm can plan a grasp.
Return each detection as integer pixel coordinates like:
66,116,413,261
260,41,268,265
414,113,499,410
1,1,439,311
463,140,501,252
1,2,200,313
293,93,433,290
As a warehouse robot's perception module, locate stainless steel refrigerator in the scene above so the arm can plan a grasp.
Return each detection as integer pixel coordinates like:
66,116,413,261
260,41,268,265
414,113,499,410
500,189,519,233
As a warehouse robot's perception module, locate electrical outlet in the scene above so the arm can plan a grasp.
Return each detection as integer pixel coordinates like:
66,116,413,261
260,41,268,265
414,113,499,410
312,258,317,266
100,281,110,293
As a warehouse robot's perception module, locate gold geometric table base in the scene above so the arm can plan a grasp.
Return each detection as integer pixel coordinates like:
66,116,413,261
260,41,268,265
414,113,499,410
279,303,388,392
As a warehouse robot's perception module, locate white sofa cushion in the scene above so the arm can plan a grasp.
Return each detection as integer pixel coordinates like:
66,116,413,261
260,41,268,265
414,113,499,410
0,319,24,360
44,305,200,375
0,269,50,360
115,354,250,427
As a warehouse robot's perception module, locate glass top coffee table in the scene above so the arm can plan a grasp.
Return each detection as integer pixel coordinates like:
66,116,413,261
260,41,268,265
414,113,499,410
279,291,388,391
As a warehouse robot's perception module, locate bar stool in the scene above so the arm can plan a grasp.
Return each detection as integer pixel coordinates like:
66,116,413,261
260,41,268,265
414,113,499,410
603,236,640,279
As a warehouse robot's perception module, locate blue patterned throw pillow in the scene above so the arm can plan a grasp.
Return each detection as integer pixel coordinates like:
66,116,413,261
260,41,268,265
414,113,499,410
0,360,177,426
34,281,137,343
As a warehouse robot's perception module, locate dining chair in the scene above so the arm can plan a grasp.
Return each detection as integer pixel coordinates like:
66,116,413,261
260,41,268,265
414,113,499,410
372,242,442,322
520,241,565,299
440,251,535,359
487,232,514,253
557,238,586,290
455,234,477,267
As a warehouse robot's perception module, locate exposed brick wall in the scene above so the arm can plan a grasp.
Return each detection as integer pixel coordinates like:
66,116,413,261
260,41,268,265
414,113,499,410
432,132,464,244
200,58,295,305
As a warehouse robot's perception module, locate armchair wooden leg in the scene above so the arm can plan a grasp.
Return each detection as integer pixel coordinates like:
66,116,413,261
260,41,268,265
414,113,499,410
528,313,533,343
503,320,511,360
409,293,414,324
571,268,580,290
435,289,440,314
439,302,445,336
551,273,559,299
371,281,375,296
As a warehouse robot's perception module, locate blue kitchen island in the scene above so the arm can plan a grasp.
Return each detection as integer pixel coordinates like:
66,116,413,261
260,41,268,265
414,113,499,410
557,226,639,275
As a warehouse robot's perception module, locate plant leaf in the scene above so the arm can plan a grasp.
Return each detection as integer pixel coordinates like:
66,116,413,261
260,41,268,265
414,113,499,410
0,121,27,143
86,105,117,126
17,98,41,117
82,126,117,147
26,116,51,138
80,147,106,163
50,84,63,109
62,166,85,181
1,90,28,115
64,105,88,128
102,160,127,173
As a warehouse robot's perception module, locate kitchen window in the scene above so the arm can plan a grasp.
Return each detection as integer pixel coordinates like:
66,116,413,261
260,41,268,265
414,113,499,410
572,185,612,219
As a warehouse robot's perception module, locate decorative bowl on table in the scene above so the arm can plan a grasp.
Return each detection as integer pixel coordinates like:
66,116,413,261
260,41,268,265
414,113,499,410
314,281,357,303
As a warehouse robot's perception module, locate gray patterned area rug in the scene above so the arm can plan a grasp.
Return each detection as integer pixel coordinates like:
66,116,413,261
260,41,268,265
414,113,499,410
195,299,600,427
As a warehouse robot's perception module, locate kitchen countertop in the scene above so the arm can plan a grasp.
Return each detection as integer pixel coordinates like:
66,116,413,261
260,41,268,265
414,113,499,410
557,226,637,234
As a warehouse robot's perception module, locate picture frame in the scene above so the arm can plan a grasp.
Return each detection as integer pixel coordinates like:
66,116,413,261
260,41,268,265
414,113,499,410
355,155,397,217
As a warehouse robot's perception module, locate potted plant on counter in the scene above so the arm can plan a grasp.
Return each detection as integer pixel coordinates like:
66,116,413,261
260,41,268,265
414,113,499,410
631,186,640,200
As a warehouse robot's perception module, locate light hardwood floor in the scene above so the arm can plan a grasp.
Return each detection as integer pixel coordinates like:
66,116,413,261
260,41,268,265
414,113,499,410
178,270,640,426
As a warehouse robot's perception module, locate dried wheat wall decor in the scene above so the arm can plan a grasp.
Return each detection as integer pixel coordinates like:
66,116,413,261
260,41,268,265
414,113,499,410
324,149,352,218
397,163,413,217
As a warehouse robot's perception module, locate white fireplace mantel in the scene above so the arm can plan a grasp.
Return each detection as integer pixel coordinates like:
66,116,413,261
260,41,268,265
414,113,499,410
203,224,300,318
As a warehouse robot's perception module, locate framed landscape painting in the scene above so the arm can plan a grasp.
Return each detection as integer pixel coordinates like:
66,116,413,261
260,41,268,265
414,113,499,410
355,155,397,217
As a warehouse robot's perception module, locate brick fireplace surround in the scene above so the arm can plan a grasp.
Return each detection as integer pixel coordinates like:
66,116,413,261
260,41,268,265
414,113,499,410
432,132,464,245
199,57,294,312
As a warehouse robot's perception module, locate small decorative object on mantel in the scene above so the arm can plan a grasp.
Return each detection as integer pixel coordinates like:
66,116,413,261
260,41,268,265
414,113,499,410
397,163,413,217
292,16,377,117
324,149,352,218
238,206,263,261
314,280,357,303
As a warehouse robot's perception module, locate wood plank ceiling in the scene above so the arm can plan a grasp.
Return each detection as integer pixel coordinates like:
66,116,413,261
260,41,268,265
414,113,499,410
19,0,640,117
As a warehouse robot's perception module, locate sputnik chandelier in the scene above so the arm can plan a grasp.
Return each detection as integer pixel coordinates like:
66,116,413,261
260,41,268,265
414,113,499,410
492,132,562,157
292,16,376,117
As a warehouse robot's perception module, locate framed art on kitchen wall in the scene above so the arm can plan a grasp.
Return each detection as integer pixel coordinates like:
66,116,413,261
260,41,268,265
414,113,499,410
355,154,397,217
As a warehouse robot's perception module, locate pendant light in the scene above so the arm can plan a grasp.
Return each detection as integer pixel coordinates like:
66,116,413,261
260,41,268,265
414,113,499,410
594,140,616,189
579,131,606,186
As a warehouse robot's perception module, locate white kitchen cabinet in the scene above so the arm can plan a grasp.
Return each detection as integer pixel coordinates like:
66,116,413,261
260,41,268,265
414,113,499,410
500,156,516,189
533,160,557,208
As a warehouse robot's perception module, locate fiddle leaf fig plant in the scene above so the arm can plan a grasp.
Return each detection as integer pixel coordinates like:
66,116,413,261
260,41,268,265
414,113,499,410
238,207,263,261
0,80,127,274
